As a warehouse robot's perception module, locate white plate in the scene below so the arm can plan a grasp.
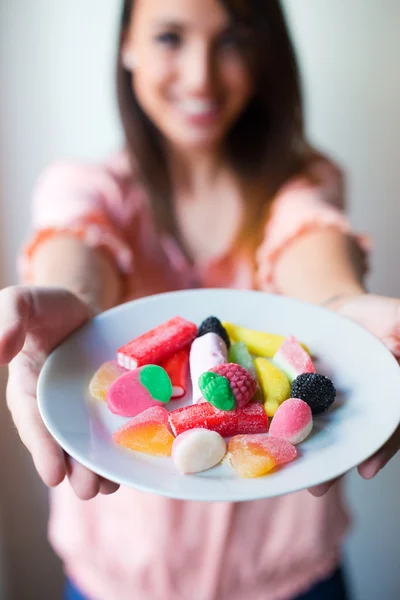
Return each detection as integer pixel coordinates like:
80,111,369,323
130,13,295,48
37,289,400,502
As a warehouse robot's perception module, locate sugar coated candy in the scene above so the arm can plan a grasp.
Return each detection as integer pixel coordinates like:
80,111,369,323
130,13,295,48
228,341,257,380
117,316,197,370
291,373,336,415
107,365,172,417
172,429,227,474
229,434,297,478
197,316,231,349
207,363,257,408
169,401,268,438
189,332,228,404
162,347,190,399
273,336,315,383
113,406,174,456
254,357,290,417
269,398,313,445
198,371,235,411
223,322,310,358
89,360,126,401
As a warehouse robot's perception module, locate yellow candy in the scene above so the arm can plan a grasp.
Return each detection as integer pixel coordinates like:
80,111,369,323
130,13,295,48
89,360,126,401
222,322,309,357
229,434,297,478
229,436,277,477
254,357,290,417
113,406,174,457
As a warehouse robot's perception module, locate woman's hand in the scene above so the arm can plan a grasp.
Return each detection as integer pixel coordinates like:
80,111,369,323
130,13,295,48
309,293,400,496
0,286,120,499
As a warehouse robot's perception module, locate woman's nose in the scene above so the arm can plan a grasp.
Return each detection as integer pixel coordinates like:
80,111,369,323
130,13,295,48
181,42,215,95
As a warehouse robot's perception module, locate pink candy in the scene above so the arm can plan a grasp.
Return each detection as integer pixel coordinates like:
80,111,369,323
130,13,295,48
269,398,313,445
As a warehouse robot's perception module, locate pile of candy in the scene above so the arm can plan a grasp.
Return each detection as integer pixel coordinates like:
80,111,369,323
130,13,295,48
89,316,336,478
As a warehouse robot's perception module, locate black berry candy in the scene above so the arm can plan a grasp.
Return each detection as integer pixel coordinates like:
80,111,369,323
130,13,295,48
197,316,231,349
291,373,336,415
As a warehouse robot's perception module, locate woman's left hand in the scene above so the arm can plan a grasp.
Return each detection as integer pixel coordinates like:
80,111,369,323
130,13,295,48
309,293,400,497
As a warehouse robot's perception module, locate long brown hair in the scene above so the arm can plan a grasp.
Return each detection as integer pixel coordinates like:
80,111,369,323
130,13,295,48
117,0,313,252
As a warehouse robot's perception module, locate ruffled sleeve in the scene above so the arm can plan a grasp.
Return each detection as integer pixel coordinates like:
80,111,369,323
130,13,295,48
18,159,136,283
255,160,371,292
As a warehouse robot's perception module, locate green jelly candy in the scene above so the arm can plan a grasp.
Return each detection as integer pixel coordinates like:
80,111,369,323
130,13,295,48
139,365,172,403
198,371,235,411
229,341,257,380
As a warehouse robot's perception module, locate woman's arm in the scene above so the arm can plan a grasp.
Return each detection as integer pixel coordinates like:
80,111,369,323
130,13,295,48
274,228,365,306
30,234,122,311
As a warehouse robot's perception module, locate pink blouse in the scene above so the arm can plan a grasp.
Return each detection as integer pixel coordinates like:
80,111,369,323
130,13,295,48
20,153,367,600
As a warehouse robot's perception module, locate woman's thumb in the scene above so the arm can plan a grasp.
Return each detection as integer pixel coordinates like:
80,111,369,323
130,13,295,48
0,287,30,364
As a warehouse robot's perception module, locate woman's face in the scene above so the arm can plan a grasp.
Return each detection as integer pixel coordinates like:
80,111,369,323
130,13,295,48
123,0,254,153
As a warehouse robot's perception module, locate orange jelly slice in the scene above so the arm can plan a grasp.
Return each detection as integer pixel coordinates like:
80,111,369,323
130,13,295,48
89,361,126,401
229,434,297,478
113,406,174,457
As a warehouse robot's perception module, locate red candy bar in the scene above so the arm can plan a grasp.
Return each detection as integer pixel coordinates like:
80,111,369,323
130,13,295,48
117,316,197,370
162,347,190,399
169,401,269,438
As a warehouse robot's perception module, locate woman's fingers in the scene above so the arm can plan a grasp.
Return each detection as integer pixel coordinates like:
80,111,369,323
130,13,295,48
308,477,341,497
99,478,120,495
357,425,400,480
7,352,67,486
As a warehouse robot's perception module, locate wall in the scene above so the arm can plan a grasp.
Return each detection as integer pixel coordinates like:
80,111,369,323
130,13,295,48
0,1,399,598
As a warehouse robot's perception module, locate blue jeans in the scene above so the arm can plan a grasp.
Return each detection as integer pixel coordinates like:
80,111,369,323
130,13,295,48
64,568,349,600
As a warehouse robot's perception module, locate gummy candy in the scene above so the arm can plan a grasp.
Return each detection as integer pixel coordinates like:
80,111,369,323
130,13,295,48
223,322,309,357
198,371,235,411
189,332,228,403
254,357,290,417
228,341,257,380
274,336,315,383
209,363,257,408
89,360,126,401
228,434,297,478
107,365,172,417
223,322,287,358
162,347,190,399
269,398,313,445
113,406,174,456
197,316,230,349
117,316,197,370
169,401,268,438
291,373,336,415
172,429,226,474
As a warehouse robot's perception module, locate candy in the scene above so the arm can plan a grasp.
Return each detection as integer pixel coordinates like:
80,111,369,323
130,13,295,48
223,322,309,357
198,372,235,411
89,360,126,401
209,363,257,407
273,336,315,383
107,365,172,417
189,332,228,403
269,398,313,445
291,373,336,415
254,357,290,417
197,316,230,349
161,348,190,399
228,434,297,478
113,406,174,456
172,429,226,474
117,316,197,370
228,341,257,380
169,401,269,438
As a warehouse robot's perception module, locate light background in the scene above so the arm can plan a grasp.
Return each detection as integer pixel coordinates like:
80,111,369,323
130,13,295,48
0,1,399,598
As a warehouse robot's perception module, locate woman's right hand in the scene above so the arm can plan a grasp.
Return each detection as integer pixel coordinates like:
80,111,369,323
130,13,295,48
0,286,120,499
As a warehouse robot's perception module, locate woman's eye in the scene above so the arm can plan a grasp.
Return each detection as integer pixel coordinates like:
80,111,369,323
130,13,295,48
219,30,249,51
155,32,181,48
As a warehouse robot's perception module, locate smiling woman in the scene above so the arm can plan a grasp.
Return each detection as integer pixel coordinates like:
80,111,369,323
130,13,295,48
1,0,400,600
117,0,308,245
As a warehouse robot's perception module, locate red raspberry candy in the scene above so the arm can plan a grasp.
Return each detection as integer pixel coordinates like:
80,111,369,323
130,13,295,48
210,363,257,408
